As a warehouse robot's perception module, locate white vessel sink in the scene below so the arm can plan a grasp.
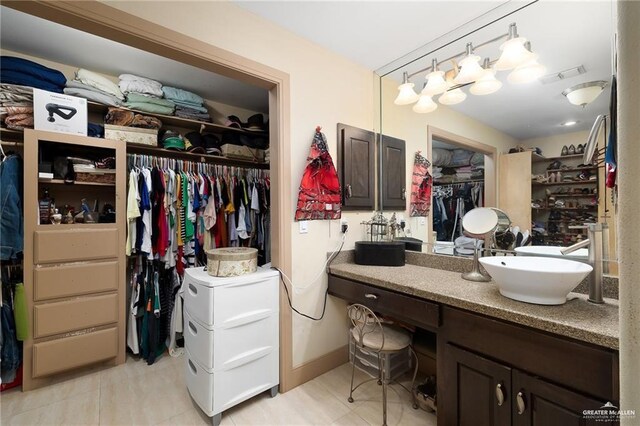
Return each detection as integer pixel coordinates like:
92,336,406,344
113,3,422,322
515,245,589,260
479,256,593,305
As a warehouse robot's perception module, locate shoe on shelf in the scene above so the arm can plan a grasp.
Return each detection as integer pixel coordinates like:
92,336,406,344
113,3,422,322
547,160,562,170
568,144,576,155
561,145,569,156
576,144,585,154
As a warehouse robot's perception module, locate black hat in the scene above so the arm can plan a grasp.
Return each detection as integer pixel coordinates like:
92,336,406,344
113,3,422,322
225,115,242,129
243,114,265,132
203,133,221,155
184,132,206,154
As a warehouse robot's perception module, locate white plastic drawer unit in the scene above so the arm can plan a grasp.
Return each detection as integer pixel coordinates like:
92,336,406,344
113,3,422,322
182,267,279,327
184,307,278,372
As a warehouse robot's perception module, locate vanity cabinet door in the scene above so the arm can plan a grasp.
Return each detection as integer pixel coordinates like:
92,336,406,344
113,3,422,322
512,370,614,426
381,135,406,210
337,123,375,210
442,344,512,426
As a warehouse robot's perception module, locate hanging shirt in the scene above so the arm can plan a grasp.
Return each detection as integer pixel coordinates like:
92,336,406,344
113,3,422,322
126,170,141,256
140,168,153,255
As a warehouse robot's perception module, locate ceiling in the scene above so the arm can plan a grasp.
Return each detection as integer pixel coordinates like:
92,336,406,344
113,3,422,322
0,6,269,113
236,0,614,140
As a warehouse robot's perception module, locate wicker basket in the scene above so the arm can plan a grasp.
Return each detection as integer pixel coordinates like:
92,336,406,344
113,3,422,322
205,247,257,277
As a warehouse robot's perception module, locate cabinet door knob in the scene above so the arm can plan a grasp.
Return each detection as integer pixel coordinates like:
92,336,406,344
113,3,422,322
516,391,526,415
345,184,352,199
401,188,406,200
495,383,505,406
364,293,378,300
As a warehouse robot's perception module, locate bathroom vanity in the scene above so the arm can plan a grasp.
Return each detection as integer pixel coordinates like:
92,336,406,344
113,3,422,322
328,253,619,426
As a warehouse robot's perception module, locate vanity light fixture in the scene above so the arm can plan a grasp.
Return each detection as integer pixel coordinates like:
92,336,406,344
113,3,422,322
394,71,419,105
562,81,607,107
439,87,467,105
413,91,438,113
494,23,536,71
470,58,503,95
454,43,484,85
507,42,547,84
422,59,448,96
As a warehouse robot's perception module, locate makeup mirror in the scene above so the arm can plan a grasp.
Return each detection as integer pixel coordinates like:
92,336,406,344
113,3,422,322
461,208,498,282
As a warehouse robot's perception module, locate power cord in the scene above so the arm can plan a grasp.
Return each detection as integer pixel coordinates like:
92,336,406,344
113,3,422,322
273,229,346,321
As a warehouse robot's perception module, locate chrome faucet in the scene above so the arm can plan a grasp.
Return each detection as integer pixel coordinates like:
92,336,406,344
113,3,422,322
561,223,609,304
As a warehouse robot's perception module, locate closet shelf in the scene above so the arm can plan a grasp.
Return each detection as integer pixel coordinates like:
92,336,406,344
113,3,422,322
544,166,599,173
532,207,597,211
546,193,597,198
1,127,25,140
532,153,584,163
546,220,596,224
532,180,597,186
38,178,115,187
126,143,270,169
87,102,268,137
433,178,484,185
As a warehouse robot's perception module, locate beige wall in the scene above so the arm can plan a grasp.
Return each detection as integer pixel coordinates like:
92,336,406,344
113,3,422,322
520,130,590,159
103,0,374,367
379,76,518,242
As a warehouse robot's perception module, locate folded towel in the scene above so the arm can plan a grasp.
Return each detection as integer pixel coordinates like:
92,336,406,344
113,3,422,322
76,69,124,100
5,113,34,130
123,101,174,115
64,86,122,107
0,84,33,105
1,106,33,115
1,56,67,87
125,92,175,108
119,74,163,89
162,86,204,106
175,105,211,122
0,70,64,93
105,107,162,130
119,78,163,98
172,99,208,113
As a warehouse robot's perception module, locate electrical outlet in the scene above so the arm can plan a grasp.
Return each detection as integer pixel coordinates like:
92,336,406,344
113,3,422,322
420,218,426,226
299,221,308,234
341,219,348,233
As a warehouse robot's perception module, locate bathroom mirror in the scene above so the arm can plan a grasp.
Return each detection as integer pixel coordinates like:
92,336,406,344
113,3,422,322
375,0,617,273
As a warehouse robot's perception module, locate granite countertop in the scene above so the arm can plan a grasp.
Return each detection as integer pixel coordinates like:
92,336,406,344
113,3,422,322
329,257,619,350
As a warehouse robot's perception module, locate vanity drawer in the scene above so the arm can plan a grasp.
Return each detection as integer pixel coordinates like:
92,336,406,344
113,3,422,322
34,261,118,301
32,327,118,378
328,275,440,329
33,293,118,338
184,308,277,372
34,228,118,264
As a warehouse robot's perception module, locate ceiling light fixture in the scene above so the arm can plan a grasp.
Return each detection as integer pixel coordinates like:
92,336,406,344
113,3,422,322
394,71,419,105
454,43,484,85
422,59,448,96
470,58,503,95
494,23,536,71
507,42,547,84
413,90,438,113
439,88,467,105
562,81,607,107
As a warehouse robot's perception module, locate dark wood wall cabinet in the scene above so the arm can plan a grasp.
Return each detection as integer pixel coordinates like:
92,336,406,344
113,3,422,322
337,124,406,211
327,274,620,426
337,123,375,210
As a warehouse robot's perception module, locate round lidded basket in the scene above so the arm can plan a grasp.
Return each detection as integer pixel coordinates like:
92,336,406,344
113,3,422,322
205,247,258,277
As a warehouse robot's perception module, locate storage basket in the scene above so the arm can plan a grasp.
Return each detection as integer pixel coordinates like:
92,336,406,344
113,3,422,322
73,165,116,184
104,124,158,146
205,247,258,277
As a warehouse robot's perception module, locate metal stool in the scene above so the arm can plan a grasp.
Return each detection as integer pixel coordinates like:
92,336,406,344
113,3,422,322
347,304,419,426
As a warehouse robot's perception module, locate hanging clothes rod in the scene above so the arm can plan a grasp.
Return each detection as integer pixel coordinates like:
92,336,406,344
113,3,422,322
126,145,269,170
126,153,269,178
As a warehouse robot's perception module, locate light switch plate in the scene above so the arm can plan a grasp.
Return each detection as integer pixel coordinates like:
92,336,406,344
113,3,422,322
299,221,309,234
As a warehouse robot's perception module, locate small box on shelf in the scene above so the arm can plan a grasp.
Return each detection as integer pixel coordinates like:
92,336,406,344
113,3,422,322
104,124,158,146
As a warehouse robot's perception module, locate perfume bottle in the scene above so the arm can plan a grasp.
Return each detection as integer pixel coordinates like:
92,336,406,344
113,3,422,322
38,188,52,225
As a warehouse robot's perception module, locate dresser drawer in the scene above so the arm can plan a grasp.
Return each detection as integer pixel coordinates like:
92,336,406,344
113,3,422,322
183,275,278,327
32,327,118,378
328,275,440,329
185,347,278,417
34,293,118,338
34,228,118,264
34,261,118,301
184,308,277,372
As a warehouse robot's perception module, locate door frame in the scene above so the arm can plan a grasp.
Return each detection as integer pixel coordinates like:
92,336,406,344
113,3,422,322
427,126,498,244
4,0,296,391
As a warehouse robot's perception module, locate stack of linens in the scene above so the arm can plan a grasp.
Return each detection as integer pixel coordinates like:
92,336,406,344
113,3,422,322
1,56,66,93
162,86,211,122
120,74,175,115
64,69,124,106
0,84,33,130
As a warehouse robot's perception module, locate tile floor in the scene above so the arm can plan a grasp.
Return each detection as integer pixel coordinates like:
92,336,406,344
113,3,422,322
1,354,437,426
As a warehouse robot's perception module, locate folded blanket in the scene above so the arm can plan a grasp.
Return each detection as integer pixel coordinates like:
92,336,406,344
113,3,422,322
5,113,34,130
0,84,33,104
172,99,208,113
119,74,162,88
64,86,122,107
1,56,67,87
126,92,175,108
87,123,104,138
119,76,163,98
0,70,64,93
130,114,162,130
76,69,124,100
162,86,203,106
175,105,211,122
1,106,33,115
123,101,174,115
105,107,135,126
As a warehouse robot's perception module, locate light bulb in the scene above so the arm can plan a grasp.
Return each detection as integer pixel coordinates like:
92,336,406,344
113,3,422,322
495,37,536,71
439,88,466,105
507,55,546,84
422,70,448,96
454,54,484,84
470,68,503,95
413,95,438,113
